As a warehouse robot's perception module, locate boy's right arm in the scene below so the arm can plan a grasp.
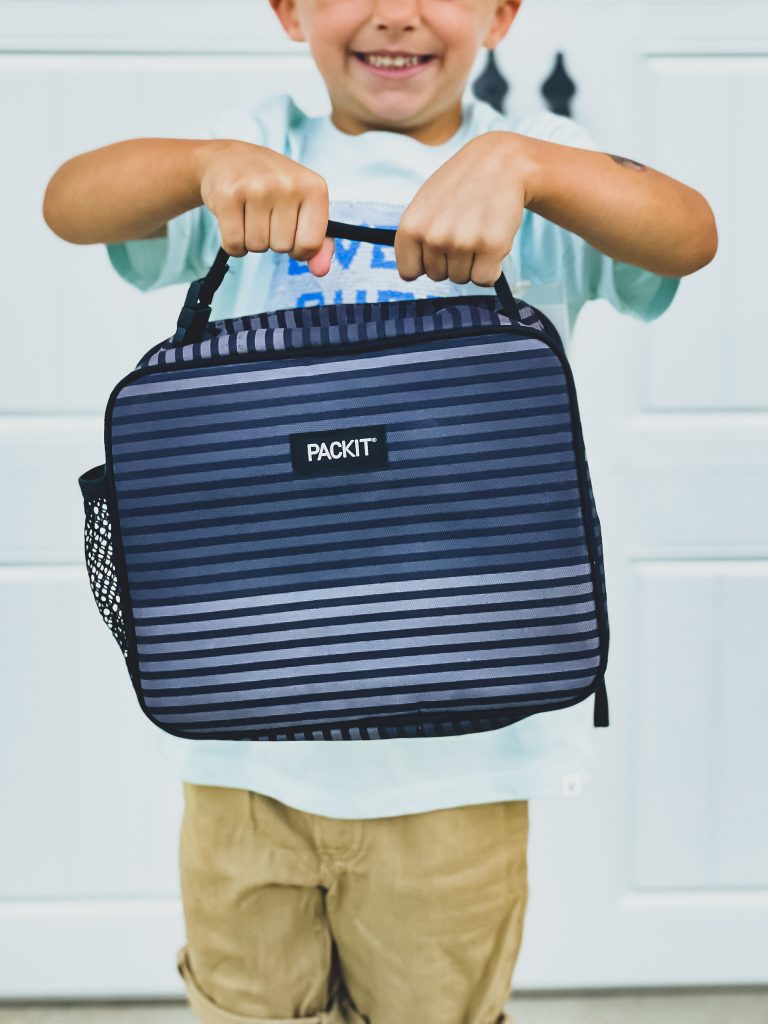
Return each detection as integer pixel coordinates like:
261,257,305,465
42,138,335,273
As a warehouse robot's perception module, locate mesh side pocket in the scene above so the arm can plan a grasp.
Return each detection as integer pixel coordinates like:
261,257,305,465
79,464,129,661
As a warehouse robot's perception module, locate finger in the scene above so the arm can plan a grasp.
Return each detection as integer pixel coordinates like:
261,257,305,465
394,228,424,283
217,200,246,257
268,201,300,254
307,237,335,277
470,251,505,288
446,249,474,285
421,243,449,282
292,185,329,262
292,195,329,263
243,200,271,254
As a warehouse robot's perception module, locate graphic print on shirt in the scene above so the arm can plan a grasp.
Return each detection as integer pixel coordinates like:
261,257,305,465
265,199,507,310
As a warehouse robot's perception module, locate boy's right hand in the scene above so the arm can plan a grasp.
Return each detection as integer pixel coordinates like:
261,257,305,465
197,140,335,276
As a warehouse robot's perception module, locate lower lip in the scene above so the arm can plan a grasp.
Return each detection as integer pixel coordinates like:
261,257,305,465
352,53,435,79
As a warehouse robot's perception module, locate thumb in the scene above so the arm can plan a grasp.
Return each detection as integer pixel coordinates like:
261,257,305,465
307,236,335,277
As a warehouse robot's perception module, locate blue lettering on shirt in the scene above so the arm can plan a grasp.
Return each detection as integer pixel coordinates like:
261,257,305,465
333,238,361,271
266,201,467,313
288,259,310,276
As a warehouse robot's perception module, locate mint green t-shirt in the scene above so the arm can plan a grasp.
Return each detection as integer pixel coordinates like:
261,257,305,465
106,92,679,817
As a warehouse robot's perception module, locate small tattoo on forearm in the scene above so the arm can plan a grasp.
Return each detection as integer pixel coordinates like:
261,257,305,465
607,153,647,171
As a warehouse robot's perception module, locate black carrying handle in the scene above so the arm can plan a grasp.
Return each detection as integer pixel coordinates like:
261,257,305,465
172,219,519,346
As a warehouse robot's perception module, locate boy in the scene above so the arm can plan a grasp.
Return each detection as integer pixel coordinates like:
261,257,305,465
43,0,717,1021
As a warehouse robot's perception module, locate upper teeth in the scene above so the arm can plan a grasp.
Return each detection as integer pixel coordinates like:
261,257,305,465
362,54,424,67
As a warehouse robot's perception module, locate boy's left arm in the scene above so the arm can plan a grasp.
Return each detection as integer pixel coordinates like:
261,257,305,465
395,130,718,288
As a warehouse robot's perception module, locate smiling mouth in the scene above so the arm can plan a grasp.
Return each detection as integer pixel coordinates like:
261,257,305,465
352,51,436,70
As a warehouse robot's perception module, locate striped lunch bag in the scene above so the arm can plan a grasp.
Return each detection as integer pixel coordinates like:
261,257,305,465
78,219,610,741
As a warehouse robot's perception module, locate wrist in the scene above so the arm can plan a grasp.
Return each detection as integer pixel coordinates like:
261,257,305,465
190,138,219,200
190,138,248,199
480,131,544,210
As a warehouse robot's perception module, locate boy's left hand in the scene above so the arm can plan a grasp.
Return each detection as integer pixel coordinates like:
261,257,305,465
394,131,530,288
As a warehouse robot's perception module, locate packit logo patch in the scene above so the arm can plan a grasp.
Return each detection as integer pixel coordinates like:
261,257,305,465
290,426,389,476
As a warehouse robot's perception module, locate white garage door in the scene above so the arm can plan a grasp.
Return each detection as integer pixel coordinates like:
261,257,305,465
1,0,766,997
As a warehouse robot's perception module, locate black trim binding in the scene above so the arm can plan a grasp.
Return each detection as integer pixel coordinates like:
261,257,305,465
78,462,109,499
593,674,609,727
94,310,609,740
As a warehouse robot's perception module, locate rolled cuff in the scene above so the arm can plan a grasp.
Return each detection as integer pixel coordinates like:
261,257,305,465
176,946,358,1024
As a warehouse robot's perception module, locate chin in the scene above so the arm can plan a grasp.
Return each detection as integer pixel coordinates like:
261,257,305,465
352,93,431,127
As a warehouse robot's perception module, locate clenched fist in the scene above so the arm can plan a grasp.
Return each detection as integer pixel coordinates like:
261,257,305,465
197,139,335,276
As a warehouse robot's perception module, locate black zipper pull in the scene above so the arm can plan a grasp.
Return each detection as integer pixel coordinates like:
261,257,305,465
593,675,609,727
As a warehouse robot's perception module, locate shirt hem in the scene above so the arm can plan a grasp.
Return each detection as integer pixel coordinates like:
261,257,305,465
162,748,592,818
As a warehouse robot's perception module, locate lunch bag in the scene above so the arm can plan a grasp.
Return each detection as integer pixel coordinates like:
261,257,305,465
78,219,609,741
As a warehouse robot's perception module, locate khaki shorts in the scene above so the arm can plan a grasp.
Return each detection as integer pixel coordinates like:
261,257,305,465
177,782,529,1024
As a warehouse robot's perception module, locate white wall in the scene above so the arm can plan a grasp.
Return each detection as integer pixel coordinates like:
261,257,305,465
2,0,767,999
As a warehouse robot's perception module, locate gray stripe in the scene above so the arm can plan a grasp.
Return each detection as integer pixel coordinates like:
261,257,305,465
146,662,600,710
114,372,561,438
114,423,572,474
112,394,568,456
148,669,600,722
138,645,601,691
124,501,581,557
117,469,579,516
115,353,558,418
127,529,586,583
139,628,599,672
121,487,582,537
136,602,597,653
134,582,595,634
117,447,573,496
129,549,587,602
119,339,544,397
127,526,585,574
131,564,594,619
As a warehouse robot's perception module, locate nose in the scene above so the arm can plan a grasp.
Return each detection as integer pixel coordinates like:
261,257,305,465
371,0,421,30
